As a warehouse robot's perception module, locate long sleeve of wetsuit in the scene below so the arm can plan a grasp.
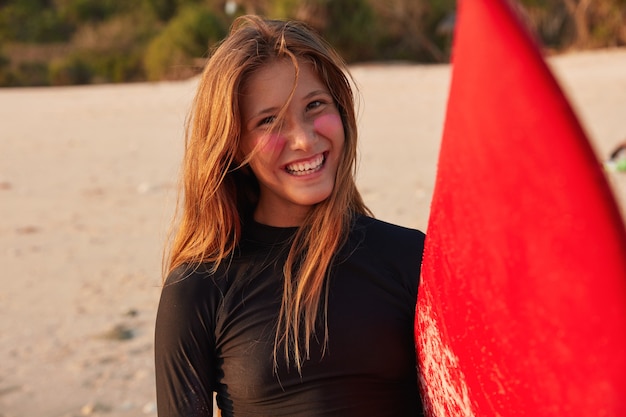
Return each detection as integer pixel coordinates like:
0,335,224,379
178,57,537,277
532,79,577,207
155,265,218,417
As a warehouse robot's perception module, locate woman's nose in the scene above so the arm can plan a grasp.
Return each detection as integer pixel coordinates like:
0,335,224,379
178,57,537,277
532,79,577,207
285,119,316,151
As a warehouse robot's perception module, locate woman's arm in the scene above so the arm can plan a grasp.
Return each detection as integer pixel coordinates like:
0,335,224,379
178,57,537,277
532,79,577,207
155,267,217,417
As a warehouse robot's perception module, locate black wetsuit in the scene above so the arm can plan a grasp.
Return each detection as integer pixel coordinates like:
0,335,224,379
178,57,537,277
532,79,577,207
155,215,426,416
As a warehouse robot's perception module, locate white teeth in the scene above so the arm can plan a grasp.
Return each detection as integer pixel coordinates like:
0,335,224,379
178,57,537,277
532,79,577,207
285,154,325,176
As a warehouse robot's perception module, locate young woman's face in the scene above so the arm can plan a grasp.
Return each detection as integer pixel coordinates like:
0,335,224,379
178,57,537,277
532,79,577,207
239,59,345,227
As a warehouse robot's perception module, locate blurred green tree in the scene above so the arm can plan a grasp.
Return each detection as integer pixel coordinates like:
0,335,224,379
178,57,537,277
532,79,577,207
143,4,228,80
0,0,624,86
0,0,73,42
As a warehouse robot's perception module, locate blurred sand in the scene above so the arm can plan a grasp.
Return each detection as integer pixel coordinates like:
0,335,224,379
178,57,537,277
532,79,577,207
1,48,625,417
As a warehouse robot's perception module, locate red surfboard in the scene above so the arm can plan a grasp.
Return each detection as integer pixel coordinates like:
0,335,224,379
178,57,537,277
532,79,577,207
415,0,626,416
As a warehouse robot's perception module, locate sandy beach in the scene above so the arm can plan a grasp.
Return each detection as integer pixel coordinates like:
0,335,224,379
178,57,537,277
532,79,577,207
1,47,625,417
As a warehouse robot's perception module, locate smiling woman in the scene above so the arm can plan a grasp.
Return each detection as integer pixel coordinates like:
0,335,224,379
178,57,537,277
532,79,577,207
154,15,426,417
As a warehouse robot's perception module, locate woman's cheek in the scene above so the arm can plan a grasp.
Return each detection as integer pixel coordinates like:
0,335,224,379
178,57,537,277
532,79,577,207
256,133,286,155
313,113,344,142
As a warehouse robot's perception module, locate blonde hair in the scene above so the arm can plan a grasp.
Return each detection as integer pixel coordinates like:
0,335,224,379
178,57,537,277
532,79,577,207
166,15,370,371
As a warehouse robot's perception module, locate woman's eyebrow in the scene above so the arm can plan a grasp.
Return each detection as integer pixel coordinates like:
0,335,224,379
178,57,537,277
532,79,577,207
303,89,330,100
246,106,280,124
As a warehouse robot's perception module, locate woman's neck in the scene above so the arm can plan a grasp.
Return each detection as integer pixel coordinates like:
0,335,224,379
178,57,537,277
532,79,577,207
252,205,309,227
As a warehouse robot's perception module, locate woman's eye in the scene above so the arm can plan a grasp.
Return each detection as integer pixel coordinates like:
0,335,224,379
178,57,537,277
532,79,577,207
307,100,323,111
258,116,276,126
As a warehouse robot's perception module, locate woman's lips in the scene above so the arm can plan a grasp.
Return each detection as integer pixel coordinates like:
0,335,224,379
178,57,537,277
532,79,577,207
284,152,326,176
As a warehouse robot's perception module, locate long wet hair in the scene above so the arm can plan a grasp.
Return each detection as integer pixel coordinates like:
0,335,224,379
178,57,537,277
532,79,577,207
166,15,371,371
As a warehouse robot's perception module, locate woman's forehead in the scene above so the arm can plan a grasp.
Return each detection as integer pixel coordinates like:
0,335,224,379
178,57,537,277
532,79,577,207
241,58,325,97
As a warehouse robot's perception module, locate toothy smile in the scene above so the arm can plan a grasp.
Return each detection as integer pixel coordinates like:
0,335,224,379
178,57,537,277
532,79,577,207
285,153,326,176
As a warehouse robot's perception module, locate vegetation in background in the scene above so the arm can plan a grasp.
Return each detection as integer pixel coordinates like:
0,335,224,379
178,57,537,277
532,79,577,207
0,0,624,87
266,0,381,62
144,3,228,80
519,0,626,50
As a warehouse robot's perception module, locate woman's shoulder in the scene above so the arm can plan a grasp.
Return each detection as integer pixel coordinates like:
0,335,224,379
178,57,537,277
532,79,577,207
162,262,229,296
164,262,212,284
353,215,425,244
349,215,425,263
158,262,230,322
